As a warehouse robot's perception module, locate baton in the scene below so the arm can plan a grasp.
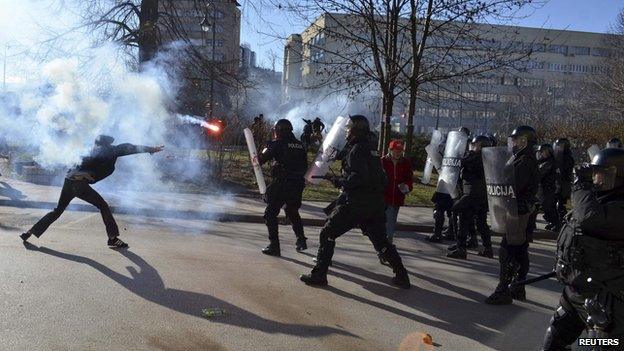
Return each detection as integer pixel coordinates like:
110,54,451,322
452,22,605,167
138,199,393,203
509,271,556,289
311,175,332,180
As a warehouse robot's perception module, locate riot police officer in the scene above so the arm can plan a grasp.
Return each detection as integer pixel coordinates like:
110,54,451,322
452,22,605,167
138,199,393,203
541,148,624,350
258,119,308,256
606,137,623,149
300,115,411,289
485,126,538,305
554,138,575,228
448,135,494,259
533,144,560,232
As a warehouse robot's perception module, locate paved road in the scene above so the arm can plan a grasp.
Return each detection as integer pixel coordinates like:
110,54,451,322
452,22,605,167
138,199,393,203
0,191,562,351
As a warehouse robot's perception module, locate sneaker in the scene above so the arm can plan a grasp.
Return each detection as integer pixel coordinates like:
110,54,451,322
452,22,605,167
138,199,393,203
107,237,129,249
447,244,457,251
300,273,328,286
262,244,281,257
447,248,467,259
295,238,307,252
485,289,513,305
20,232,32,242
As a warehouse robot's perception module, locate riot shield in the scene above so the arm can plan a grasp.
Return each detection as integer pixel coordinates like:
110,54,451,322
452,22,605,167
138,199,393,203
243,128,267,194
422,130,444,185
587,144,600,162
435,131,468,197
305,116,350,184
482,146,520,241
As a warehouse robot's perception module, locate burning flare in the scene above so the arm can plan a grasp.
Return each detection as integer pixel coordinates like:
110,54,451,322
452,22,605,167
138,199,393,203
177,114,220,132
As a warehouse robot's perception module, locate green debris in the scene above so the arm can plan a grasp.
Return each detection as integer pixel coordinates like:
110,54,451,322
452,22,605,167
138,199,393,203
201,308,226,318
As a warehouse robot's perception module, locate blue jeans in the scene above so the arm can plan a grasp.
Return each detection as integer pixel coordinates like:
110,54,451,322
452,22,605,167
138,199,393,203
385,205,400,243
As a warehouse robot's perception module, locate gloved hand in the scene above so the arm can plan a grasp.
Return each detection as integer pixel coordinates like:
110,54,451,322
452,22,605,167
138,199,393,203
573,163,593,185
331,176,343,188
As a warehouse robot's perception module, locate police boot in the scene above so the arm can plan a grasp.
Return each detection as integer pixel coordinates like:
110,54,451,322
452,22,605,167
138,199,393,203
262,243,281,256
302,237,334,286
427,210,445,242
300,267,328,287
381,245,411,289
485,247,513,305
262,237,281,256
510,284,526,301
447,248,467,259
443,214,457,241
295,237,307,252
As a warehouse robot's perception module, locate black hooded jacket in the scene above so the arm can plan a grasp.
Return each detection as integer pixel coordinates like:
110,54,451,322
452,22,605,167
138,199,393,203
67,143,152,184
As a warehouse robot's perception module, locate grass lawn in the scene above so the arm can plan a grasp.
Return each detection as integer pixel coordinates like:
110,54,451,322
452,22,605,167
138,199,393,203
217,149,436,206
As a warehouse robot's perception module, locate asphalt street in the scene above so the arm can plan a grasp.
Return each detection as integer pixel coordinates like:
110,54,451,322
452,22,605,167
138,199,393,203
0,179,563,351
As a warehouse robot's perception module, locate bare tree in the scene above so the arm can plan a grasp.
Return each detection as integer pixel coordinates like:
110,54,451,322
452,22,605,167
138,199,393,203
270,0,536,152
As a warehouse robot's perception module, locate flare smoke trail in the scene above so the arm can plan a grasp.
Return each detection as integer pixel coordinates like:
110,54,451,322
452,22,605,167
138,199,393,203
177,114,221,133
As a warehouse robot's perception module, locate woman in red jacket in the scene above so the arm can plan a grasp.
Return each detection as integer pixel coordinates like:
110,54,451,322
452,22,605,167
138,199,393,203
382,139,414,243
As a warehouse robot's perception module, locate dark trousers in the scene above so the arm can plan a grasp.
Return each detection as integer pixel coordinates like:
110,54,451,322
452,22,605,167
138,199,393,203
29,179,119,238
542,194,560,227
498,237,530,290
263,179,305,245
313,198,407,277
457,205,491,250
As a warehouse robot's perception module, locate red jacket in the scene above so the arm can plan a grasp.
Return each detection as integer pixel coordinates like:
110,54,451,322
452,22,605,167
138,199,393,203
382,155,414,207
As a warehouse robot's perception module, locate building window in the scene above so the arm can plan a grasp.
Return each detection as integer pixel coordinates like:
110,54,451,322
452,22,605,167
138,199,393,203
591,48,611,57
502,76,515,86
571,46,590,55
526,60,544,70
547,45,568,55
532,43,545,52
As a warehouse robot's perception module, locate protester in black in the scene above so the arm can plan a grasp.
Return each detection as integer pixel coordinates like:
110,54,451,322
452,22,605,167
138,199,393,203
20,135,164,248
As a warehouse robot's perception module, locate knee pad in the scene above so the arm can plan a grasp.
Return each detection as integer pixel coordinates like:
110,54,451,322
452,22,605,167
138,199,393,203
542,306,584,351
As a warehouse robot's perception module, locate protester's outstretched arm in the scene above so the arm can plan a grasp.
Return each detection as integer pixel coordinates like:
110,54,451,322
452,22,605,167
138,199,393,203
114,144,164,157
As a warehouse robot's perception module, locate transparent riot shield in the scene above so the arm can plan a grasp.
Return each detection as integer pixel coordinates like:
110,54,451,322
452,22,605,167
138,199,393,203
435,131,468,197
305,116,350,184
482,146,520,240
422,130,444,185
243,128,267,194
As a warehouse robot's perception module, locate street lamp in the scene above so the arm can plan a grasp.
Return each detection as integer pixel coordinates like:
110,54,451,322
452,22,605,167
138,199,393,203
200,5,216,119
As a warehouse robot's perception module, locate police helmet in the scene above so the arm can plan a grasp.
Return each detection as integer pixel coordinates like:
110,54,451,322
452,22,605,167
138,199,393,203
606,137,623,149
509,125,537,144
273,119,293,137
590,148,624,191
458,126,471,137
347,115,370,139
471,135,493,148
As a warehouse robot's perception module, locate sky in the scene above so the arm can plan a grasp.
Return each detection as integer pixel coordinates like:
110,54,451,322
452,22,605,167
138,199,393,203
239,0,624,72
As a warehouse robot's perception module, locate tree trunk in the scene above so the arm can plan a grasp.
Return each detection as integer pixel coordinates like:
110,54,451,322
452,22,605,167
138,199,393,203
383,92,394,155
138,0,159,64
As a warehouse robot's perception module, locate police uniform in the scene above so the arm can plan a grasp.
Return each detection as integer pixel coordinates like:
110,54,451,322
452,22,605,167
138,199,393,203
542,164,624,350
300,116,410,289
450,148,492,257
258,131,308,254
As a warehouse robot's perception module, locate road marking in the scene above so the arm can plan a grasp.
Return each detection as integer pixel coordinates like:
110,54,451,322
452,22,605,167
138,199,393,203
474,323,504,334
